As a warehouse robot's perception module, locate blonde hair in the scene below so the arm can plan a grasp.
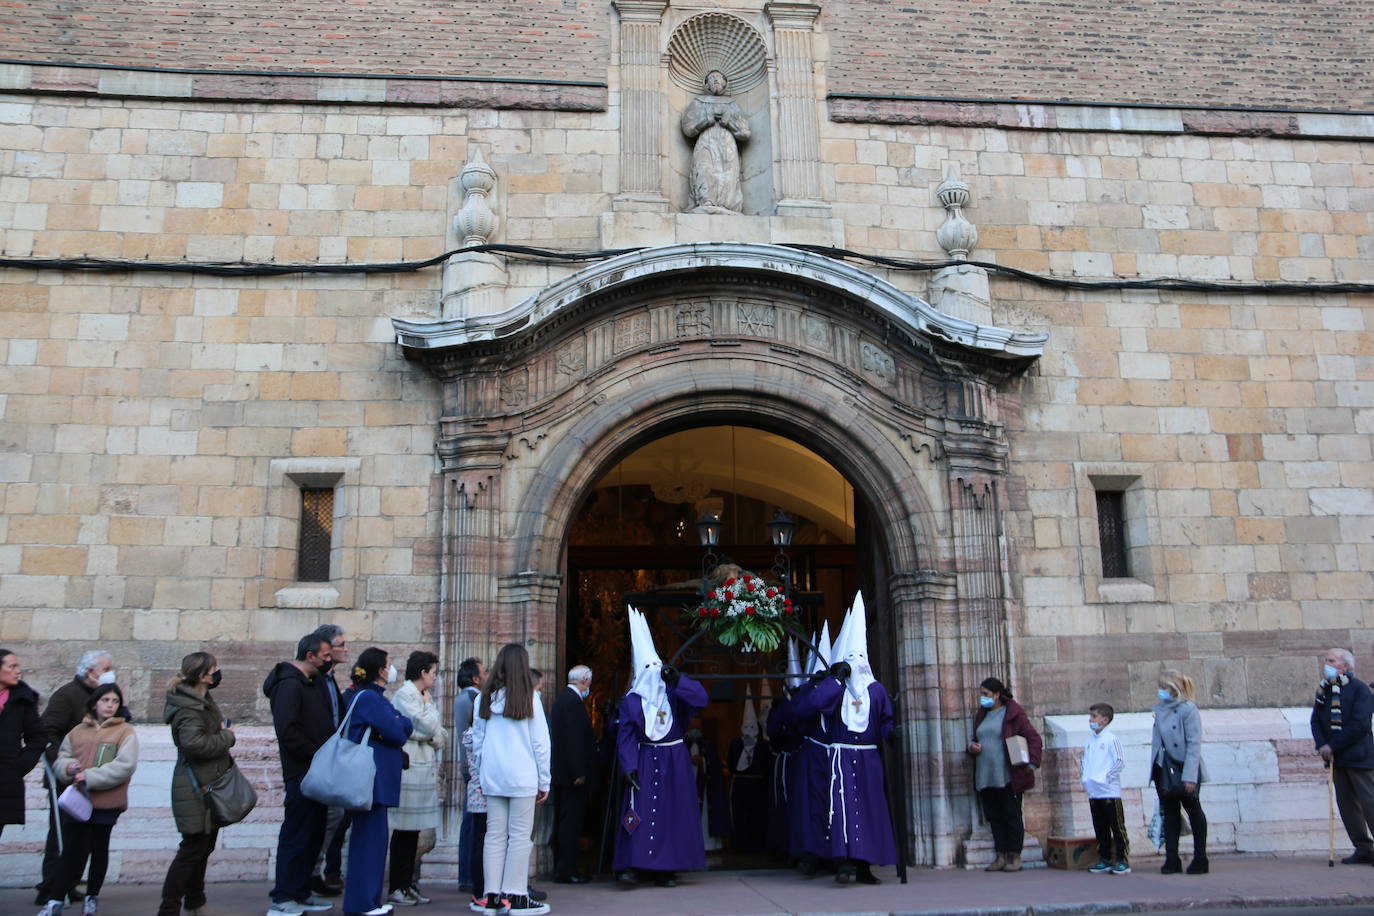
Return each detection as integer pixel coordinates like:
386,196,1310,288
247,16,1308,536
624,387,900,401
1158,669,1195,702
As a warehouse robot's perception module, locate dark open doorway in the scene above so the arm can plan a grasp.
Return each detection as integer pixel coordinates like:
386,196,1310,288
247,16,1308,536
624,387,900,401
560,425,893,871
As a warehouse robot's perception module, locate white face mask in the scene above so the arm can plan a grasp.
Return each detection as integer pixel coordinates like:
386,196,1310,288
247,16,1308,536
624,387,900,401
96,670,117,686
1088,720,1103,733
386,664,398,685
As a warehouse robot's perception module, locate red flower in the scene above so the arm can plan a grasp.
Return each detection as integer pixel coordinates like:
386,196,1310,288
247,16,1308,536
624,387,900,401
710,607,721,618
784,597,793,608
723,590,733,601
724,576,736,587
697,607,707,617
766,587,777,598
708,590,717,601
743,573,752,582
745,606,756,616
785,607,794,615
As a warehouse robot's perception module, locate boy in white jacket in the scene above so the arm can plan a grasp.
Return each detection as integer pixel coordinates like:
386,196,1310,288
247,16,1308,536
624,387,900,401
1081,702,1129,874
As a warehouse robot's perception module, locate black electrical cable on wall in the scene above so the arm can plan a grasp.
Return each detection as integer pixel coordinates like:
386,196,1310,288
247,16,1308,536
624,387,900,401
2,243,1372,296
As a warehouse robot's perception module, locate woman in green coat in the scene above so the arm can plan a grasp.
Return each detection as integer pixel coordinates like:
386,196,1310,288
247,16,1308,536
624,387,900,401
156,651,235,916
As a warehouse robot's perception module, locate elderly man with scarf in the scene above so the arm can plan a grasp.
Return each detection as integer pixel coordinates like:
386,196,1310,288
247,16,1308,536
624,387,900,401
1313,647,1374,865
613,608,708,888
790,596,897,884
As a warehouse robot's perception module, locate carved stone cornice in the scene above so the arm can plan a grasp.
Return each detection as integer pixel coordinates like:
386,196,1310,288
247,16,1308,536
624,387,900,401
394,243,1046,362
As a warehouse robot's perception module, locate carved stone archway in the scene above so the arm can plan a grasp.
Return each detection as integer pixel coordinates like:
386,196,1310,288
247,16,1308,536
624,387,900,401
395,242,1044,865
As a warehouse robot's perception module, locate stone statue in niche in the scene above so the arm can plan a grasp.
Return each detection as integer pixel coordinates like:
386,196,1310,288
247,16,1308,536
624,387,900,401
681,69,750,214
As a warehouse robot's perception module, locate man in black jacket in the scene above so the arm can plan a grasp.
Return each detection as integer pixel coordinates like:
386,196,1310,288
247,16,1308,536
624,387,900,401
1313,647,1374,865
550,664,597,883
263,633,336,914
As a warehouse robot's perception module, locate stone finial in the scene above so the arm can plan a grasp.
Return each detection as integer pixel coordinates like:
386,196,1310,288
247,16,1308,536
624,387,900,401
935,163,978,260
456,147,498,246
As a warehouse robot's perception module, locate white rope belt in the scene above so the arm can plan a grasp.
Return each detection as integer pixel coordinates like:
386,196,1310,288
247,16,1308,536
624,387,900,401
806,736,877,846
642,738,683,747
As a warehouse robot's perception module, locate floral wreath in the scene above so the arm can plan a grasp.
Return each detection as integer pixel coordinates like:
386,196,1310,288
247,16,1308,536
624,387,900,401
685,571,793,652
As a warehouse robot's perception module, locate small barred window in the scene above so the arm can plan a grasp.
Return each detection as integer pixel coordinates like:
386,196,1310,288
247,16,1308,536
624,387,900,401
297,487,335,582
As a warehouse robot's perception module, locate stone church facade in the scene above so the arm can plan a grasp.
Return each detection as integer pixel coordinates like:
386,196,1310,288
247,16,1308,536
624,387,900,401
1,0,1372,879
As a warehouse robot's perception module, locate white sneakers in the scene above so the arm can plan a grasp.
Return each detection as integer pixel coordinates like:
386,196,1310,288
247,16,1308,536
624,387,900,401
266,898,333,915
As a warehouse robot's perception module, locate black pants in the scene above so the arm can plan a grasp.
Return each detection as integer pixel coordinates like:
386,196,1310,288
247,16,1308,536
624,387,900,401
271,775,328,903
39,793,64,892
552,784,588,878
470,813,488,898
978,786,1024,854
1089,797,1129,862
1158,787,1207,862
157,829,218,916
1334,765,1374,852
389,829,420,893
41,819,114,902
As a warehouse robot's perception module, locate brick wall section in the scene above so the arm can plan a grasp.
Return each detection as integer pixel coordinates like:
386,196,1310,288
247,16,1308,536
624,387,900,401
0,0,609,81
824,0,1374,112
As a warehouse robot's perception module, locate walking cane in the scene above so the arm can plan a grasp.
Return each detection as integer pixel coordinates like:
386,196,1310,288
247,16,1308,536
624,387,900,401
1328,760,1336,868
41,756,63,857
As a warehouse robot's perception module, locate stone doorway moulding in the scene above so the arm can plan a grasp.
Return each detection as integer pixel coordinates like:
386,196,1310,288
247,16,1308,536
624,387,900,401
393,242,1045,866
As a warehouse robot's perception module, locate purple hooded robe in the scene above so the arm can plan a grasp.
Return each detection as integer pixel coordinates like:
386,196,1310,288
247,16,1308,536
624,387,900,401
612,674,709,872
791,676,897,864
765,689,805,855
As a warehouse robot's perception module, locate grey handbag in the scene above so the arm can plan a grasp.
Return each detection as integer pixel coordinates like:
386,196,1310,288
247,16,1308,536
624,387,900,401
186,760,258,827
301,697,375,812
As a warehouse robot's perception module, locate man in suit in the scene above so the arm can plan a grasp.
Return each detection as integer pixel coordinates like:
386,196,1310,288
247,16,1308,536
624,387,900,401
550,665,597,883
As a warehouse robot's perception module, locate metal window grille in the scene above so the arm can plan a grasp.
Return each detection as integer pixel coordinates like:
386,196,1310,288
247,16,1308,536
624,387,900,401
1096,490,1129,578
298,487,334,582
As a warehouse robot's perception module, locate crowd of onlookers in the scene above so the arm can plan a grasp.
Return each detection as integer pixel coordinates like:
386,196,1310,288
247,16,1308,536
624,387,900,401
0,637,1371,914
0,633,593,916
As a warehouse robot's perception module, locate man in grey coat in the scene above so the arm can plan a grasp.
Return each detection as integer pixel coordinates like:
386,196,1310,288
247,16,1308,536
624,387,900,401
1312,647,1374,865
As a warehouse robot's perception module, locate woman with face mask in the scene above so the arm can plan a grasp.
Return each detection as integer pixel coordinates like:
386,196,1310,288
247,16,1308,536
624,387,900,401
966,676,1042,873
157,652,233,916
39,684,139,916
387,650,447,907
1150,670,1208,874
340,648,414,916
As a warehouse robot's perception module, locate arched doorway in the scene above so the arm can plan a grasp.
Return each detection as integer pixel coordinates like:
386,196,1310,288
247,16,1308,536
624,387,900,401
396,242,1042,866
563,424,888,869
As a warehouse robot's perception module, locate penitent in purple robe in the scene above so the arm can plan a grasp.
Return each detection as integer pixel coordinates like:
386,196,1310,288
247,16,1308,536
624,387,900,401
613,675,709,872
765,690,805,856
791,676,897,864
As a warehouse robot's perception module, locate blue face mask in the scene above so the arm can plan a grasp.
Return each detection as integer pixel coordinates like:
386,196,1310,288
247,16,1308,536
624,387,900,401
1324,664,1340,681
580,687,590,699
978,695,995,709
1089,720,1103,733
1157,688,1173,702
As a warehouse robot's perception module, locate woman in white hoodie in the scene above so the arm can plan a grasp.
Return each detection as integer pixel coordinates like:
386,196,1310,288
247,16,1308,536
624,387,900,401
471,644,551,916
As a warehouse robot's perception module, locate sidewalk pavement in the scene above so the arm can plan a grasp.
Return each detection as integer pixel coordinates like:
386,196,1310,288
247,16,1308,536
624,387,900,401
4,856,1373,916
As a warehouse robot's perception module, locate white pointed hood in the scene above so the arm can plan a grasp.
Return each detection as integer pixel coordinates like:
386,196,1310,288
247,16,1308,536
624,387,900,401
758,677,774,722
786,638,805,690
736,696,760,770
808,620,833,676
626,606,672,741
833,592,875,732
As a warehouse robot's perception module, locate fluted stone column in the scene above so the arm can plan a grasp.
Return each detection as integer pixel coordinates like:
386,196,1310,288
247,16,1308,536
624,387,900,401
766,2,828,216
614,0,669,210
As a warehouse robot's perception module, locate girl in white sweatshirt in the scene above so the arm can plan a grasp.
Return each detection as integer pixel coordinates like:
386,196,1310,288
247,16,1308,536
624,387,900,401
471,644,551,916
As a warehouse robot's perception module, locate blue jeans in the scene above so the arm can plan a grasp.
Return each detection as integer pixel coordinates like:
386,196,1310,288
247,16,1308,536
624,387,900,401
271,776,327,903
459,804,477,887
